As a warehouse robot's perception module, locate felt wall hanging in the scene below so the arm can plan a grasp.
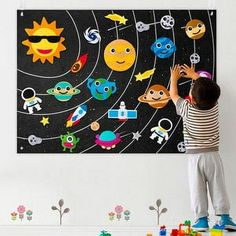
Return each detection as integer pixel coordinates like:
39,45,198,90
17,10,216,153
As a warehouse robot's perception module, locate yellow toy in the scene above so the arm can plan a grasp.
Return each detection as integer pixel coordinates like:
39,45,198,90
210,229,223,236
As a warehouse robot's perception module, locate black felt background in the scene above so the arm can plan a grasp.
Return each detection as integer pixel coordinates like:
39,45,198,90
17,10,216,153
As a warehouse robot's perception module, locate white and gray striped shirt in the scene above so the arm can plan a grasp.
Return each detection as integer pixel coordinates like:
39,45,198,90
176,97,219,154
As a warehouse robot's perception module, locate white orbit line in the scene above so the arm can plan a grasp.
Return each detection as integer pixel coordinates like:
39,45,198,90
17,14,114,140
17,11,104,116
18,97,92,116
40,11,118,118
18,10,119,141
17,88,50,96
85,10,215,154
188,10,196,55
74,10,102,88
188,10,196,73
17,70,113,135
207,10,215,81
111,10,119,39
156,10,196,154
18,73,114,140
18,136,28,140
80,11,139,153
17,10,81,79
149,10,176,153
119,24,133,31
119,10,158,153
107,25,122,31
18,11,101,96
166,10,176,89
17,68,71,79
120,132,133,138
80,144,97,153
155,9,179,153
121,10,176,154
179,80,191,86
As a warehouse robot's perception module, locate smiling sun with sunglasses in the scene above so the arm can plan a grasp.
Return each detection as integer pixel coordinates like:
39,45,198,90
22,17,66,64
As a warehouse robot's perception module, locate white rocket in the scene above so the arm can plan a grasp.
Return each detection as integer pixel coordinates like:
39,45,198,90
66,105,88,127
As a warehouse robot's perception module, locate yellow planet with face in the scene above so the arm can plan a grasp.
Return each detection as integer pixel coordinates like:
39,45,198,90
104,39,136,72
22,17,66,64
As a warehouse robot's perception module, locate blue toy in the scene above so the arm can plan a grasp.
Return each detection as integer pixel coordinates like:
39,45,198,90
213,223,225,230
151,37,176,59
159,225,167,236
87,78,117,101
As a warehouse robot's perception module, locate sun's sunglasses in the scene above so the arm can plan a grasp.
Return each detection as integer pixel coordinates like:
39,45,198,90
28,36,61,43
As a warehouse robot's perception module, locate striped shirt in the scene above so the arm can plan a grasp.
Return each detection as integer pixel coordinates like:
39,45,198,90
176,97,219,154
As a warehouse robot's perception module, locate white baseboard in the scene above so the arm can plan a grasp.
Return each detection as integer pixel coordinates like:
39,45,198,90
1,226,235,236
0,226,159,236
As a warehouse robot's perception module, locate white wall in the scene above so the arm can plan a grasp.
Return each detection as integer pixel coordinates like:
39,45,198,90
0,0,236,232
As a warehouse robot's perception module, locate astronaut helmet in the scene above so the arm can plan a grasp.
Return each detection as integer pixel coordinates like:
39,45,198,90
21,87,36,101
158,118,173,131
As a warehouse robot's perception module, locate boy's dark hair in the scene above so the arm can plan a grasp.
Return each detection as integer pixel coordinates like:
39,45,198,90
191,77,221,110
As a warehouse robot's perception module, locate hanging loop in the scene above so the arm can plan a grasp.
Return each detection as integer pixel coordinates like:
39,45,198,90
20,0,25,16
208,0,216,9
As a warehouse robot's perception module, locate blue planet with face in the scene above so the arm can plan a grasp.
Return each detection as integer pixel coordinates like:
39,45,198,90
151,37,176,59
87,78,117,101
47,81,80,102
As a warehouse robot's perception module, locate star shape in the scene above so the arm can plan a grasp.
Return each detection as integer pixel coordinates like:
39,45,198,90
120,16,128,25
135,73,144,81
40,116,49,126
132,131,142,141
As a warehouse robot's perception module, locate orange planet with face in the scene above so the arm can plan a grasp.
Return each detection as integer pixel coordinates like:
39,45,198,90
104,39,136,72
185,19,206,40
138,84,170,109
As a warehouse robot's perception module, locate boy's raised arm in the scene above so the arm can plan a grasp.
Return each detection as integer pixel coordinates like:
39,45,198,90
169,64,182,105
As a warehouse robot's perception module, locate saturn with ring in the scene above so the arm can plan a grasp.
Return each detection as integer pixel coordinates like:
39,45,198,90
138,84,171,109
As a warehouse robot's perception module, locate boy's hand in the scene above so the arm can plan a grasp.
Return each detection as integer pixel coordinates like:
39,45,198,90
181,64,200,80
170,64,182,81
169,64,181,105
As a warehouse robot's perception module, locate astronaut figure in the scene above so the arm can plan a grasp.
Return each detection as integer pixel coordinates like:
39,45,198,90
21,87,42,114
150,118,173,144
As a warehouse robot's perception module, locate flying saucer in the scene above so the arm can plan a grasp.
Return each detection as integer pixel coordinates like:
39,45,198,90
95,130,121,150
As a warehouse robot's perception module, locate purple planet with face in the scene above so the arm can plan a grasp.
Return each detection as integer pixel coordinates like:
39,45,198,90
95,130,121,150
197,70,212,79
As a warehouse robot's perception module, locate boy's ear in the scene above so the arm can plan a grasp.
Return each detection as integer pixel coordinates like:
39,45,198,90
187,94,195,104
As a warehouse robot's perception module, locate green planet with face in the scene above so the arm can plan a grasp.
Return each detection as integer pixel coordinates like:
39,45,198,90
47,81,80,102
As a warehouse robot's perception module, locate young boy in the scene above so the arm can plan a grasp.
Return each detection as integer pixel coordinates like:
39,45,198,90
169,64,236,231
